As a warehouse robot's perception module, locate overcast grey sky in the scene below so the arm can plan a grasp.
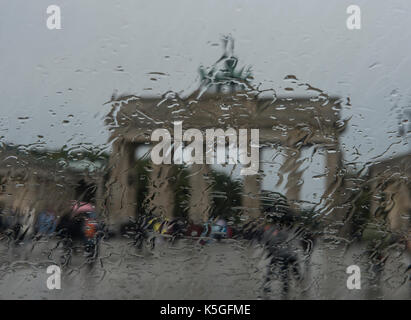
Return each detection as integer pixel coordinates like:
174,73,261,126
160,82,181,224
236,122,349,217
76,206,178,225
1,1,410,174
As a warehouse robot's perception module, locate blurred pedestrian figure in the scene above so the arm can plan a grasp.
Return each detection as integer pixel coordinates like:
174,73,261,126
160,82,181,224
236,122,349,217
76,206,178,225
261,219,302,299
35,210,57,237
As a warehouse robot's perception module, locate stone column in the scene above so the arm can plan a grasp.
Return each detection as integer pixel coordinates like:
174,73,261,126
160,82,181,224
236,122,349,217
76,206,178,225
146,164,175,220
321,142,349,298
280,147,304,205
241,141,262,220
325,145,343,196
95,174,106,217
188,163,212,224
11,174,37,234
322,143,346,229
242,174,262,220
106,139,138,227
384,182,410,233
368,173,380,218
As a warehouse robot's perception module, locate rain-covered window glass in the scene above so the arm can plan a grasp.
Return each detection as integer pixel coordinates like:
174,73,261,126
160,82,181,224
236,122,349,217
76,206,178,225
0,1,409,301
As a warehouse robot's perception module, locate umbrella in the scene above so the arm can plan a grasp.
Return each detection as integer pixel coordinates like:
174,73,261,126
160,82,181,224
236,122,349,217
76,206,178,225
70,201,95,217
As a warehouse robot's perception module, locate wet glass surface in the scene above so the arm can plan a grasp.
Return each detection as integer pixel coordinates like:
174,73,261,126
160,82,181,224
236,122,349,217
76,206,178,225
0,1,410,300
